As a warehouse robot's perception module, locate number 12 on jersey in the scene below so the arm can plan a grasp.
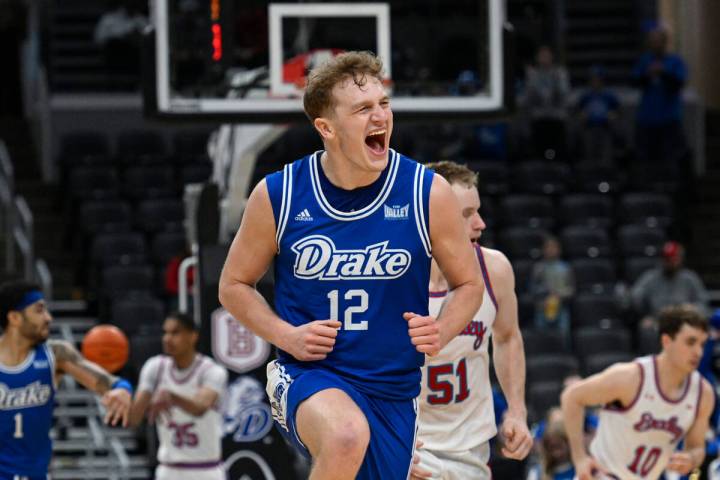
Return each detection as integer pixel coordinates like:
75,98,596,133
328,289,369,330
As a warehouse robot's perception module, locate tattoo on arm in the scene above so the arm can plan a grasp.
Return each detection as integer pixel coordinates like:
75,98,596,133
49,340,118,393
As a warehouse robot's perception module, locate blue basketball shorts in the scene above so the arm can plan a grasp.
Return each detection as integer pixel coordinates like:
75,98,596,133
266,360,418,480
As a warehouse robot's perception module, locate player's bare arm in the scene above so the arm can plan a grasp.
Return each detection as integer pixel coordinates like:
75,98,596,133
218,180,341,361
49,339,131,426
485,248,532,460
667,378,715,474
164,387,219,417
405,176,483,355
561,362,641,479
129,390,152,427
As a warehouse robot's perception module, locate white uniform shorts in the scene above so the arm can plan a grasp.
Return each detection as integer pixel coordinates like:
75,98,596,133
155,464,225,480
415,442,491,480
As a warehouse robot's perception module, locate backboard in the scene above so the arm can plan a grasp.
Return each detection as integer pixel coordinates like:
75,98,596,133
148,0,509,122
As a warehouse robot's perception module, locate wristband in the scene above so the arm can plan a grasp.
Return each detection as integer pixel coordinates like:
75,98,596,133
111,378,134,395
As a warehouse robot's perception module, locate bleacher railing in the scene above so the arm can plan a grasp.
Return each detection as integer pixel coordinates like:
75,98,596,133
0,139,53,296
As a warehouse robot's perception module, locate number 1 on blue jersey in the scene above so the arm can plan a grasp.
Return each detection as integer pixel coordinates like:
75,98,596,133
14,412,23,438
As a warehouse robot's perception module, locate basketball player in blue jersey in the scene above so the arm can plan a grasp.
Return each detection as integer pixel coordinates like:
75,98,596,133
0,280,133,480
219,51,484,479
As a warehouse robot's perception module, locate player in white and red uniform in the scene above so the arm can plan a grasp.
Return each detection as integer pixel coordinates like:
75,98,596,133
413,161,533,479
130,312,228,480
562,304,714,480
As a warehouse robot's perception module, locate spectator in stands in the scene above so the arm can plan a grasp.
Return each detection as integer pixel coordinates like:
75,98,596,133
524,45,571,118
530,235,574,346
632,26,688,175
575,65,621,165
526,408,575,480
93,0,148,77
631,241,710,331
523,45,570,159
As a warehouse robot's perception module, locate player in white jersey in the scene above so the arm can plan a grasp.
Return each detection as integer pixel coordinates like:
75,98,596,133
412,161,533,479
561,304,714,480
129,312,228,480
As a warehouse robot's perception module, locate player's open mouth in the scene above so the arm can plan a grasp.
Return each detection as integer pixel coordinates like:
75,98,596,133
365,129,387,155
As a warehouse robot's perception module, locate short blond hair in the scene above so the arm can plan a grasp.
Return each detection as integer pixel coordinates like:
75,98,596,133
303,51,385,121
425,160,478,189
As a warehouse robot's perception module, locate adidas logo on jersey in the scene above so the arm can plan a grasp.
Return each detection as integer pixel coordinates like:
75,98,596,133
294,209,313,222
384,204,409,220
291,235,412,280
0,380,52,409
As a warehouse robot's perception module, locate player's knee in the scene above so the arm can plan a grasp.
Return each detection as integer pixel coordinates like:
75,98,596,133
323,416,370,459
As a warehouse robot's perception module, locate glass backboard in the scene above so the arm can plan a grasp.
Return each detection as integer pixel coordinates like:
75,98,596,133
149,0,508,121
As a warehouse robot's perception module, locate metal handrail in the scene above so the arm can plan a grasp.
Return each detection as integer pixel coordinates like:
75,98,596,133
12,196,34,279
35,258,53,304
0,140,14,272
178,255,198,314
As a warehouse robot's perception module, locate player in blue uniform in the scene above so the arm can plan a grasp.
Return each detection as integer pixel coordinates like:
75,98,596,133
0,280,133,480
219,51,484,479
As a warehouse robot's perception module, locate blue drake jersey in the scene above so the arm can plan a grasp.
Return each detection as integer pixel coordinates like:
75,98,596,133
0,342,56,477
266,150,433,400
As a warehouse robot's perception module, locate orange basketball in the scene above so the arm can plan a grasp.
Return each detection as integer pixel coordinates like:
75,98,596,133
81,325,129,373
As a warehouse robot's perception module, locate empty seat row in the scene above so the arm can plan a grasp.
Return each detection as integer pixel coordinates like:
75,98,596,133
81,199,185,236
499,225,666,261
513,256,660,294
59,130,211,163
479,193,673,230
69,164,212,201
467,159,679,196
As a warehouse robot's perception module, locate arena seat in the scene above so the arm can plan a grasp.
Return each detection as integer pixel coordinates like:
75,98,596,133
528,380,564,422
79,200,132,236
498,227,548,260
110,296,165,336
570,258,616,294
512,160,570,195
500,195,555,229
69,166,120,201
572,162,623,194
619,192,674,229
137,199,185,234
561,226,611,259
571,293,622,330
117,130,167,158
465,160,509,196
91,232,148,268
511,258,534,294
101,265,156,301
522,329,568,357
560,193,615,229
526,354,579,384
151,232,188,266
123,165,177,200
582,352,634,376
574,327,632,357
617,225,666,258
179,163,213,186
623,256,661,284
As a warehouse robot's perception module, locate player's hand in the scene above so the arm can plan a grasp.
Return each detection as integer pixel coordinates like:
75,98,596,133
410,440,432,479
500,414,533,460
101,388,132,427
148,389,174,424
574,455,608,480
404,312,441,356
667,451,696,474
286,320,341,361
